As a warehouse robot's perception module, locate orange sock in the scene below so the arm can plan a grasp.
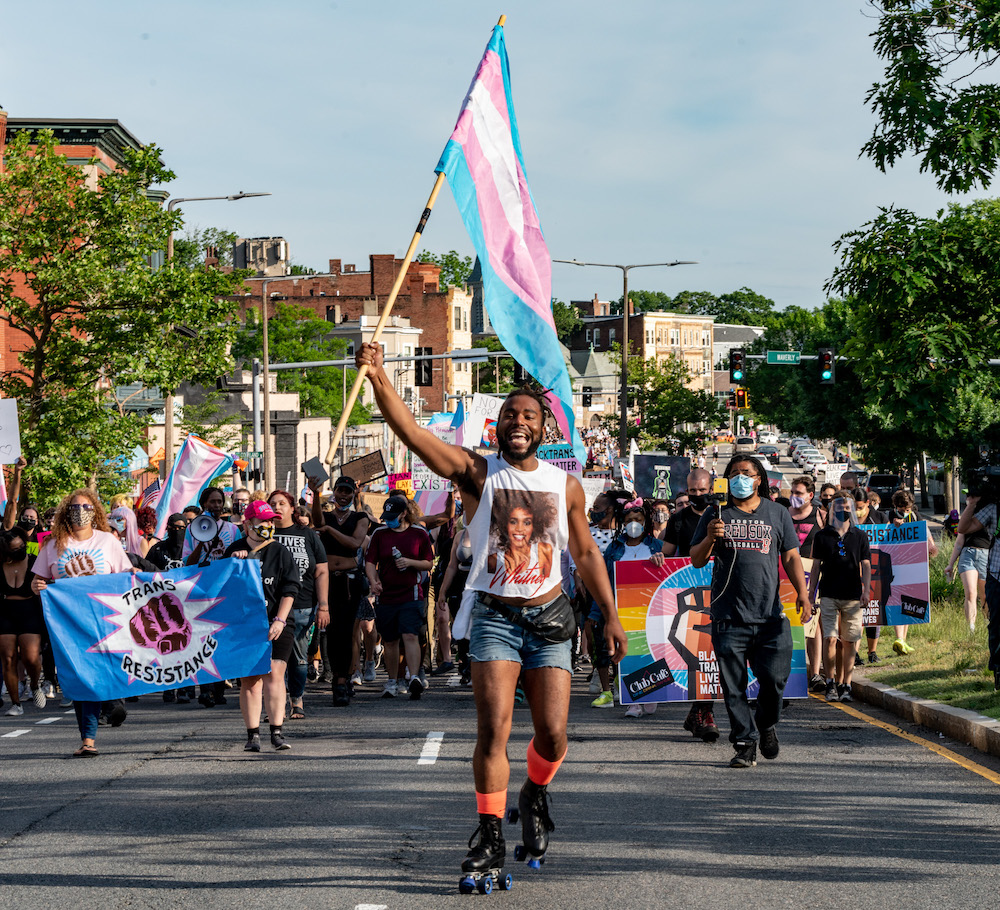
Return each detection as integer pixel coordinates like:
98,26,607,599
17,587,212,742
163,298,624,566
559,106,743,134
526,738,565,786
475,790,507,818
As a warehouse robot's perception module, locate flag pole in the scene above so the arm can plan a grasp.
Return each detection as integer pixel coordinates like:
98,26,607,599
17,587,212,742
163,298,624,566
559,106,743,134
324,13,507,468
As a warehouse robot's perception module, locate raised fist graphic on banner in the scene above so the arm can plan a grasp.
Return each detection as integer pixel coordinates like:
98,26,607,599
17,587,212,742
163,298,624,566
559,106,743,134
129,593,193,655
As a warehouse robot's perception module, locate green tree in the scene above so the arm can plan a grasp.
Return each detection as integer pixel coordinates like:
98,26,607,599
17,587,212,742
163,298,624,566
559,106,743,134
552,298,581,342
604,346,724,454
172,226,239,270
416,249,474,289
0,130,244,504
471,335,518,395
864,1,1000,192
827,200,1000,466
232,302,368,423
618,290,676,313
691,287,776,325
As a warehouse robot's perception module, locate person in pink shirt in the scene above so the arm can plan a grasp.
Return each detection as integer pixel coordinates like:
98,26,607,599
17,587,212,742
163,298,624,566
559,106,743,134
31,490,132,757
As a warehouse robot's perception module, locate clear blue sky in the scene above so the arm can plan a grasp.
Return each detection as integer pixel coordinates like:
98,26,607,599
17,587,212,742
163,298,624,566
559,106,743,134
1,1,980,309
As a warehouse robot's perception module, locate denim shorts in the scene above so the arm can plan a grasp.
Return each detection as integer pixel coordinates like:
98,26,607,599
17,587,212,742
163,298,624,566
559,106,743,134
468,591,572,672
958,546,989,579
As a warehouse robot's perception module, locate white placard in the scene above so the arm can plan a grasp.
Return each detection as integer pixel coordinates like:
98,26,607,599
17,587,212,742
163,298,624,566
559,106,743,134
826,464,848,486
0,400,22,463
462,393,504,450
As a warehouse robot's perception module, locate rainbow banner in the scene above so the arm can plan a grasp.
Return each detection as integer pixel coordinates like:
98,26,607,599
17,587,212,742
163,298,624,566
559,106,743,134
615,558,808,706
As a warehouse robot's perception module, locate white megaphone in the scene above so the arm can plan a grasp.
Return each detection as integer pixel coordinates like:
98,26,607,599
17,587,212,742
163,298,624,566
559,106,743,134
189,514,219,543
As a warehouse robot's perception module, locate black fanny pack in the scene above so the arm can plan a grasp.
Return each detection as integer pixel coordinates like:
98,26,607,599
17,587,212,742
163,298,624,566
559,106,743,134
480,591,577,643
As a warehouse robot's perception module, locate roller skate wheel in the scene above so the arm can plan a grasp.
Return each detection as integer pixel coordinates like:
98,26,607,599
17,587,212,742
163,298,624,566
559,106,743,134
513,845,526,862
478,875,493,895
500,872,514,891
527,857,543,871
459,876,476,894
506,808,519,823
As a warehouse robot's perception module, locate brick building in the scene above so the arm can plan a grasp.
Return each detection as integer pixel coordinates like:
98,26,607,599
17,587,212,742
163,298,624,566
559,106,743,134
0,113,150,376
241,254,474,417
566,294,715,393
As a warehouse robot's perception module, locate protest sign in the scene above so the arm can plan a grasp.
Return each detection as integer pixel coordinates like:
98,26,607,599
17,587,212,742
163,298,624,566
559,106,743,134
537,443,584,477
580,476,609,510
341,450,387,485
463,393,503,450
388,471,413,495
615,558,807,705
413,424,454,516
0,398,21,463
632,454,691,500
825,464,848,486
857,521,931,626
41,559,272,701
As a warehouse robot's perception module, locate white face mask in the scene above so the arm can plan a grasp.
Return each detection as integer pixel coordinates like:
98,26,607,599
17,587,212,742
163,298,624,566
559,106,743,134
624,521,644,539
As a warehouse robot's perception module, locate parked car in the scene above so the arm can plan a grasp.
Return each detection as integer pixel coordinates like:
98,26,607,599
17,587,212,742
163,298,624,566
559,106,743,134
794,446,821,466
802,453,829,476
734,435,756,455
867,473,903,503
757,444,781,464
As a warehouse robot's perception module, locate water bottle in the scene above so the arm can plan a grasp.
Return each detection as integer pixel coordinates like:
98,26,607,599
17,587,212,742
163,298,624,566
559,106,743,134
391,546,402,563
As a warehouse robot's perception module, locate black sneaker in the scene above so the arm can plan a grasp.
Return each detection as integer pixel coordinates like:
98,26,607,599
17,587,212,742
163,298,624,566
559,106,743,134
808,674,826,693
271,732,291,751
868,653,880,665
332,684,350,707
307,666,319,683
176,692,191,704
162,690,176,704
824,679,839,702
760,726,779,760
730,741,757,768
838,684,853,703
108,704,128,727
854,653,865,669
244,734,261,753
409,676,426,700
198,691,216,708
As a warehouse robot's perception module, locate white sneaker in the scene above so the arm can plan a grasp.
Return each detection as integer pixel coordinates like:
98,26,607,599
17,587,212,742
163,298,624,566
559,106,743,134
5,703,23,716
643,703,657,715
381,680,398,698
33,687,46,709
349,671,363,687
43,682,57,699
373,644,384,669
589,675,602,695
363,660,376,683
624,704,644,718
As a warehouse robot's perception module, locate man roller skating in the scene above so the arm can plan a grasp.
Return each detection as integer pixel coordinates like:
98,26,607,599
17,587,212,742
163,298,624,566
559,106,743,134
355,342,627,892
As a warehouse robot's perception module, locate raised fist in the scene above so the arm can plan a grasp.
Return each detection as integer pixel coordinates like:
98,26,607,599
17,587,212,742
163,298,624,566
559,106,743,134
129,593,192,655
63,552,97,577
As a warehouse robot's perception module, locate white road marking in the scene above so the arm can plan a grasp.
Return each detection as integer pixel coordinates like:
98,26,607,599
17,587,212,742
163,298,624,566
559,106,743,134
36,717,61,725
417,731,445,765
2,729,30,738
64,710,75,715
356,904,388,910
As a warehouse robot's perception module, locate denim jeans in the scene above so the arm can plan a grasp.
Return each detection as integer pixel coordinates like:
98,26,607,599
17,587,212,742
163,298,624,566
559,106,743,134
74,700,101,740
287,606,315,699
712,614,792,745
985,577,1000,672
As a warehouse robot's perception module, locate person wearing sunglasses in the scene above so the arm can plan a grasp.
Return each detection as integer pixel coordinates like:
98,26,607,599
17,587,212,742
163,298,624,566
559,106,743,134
30,490,133,757
807,491,871,703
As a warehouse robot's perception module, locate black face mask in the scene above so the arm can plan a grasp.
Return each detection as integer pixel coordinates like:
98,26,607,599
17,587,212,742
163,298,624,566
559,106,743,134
7,547,26,562
688,494,710,511
589,508,607,524
18,517,36,531
169,527,187,547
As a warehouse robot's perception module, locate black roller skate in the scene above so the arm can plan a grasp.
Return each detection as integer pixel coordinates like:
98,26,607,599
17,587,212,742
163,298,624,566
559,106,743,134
506,779,554,870
459,814,513,895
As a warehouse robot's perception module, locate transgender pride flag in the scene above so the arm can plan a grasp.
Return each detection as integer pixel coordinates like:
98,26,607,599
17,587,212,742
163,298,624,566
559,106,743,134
154,435,234,538
435,24,585,465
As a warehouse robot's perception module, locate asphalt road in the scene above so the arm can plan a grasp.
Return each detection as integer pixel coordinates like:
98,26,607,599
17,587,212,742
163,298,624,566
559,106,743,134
2,668,999,910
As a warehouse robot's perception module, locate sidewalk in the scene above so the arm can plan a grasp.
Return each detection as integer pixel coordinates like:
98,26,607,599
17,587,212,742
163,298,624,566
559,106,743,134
851,673,1000,760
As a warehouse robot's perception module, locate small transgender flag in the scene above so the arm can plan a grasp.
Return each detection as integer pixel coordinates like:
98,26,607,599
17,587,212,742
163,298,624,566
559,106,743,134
435,23,585,465
154,436,233,538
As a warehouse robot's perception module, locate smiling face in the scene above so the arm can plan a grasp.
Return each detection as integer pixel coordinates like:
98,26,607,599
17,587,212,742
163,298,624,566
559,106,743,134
497,394,544,463
507,507,533,549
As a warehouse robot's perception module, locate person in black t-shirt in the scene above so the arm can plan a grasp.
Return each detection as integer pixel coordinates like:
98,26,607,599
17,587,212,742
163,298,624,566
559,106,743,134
147,513,187,571
690,456,810,769
224,500,300,753
808,492,871,703
662,467,721,743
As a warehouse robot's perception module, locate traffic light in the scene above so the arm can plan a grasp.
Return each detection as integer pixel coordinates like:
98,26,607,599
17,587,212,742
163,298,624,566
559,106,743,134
513,361,526,384
415,347,432,386
728,391,737,409
582,386,592,408
735,388,748,408
729,348,745,383
819,347,835,385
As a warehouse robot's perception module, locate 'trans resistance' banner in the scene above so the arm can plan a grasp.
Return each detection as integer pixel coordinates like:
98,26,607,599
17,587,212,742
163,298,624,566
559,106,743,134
42,559,272,701
857,521,931,626
614,558,807,706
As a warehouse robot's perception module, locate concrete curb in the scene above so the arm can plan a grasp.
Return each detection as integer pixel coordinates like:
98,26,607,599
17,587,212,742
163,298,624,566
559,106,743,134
851,674,1000,760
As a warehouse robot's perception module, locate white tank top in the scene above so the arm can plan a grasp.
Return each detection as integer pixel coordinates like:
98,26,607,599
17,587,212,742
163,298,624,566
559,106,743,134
466,453,569,601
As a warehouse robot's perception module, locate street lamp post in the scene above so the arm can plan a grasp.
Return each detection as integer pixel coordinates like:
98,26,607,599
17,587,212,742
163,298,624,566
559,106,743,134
553,259,696,458
163,191,270,476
